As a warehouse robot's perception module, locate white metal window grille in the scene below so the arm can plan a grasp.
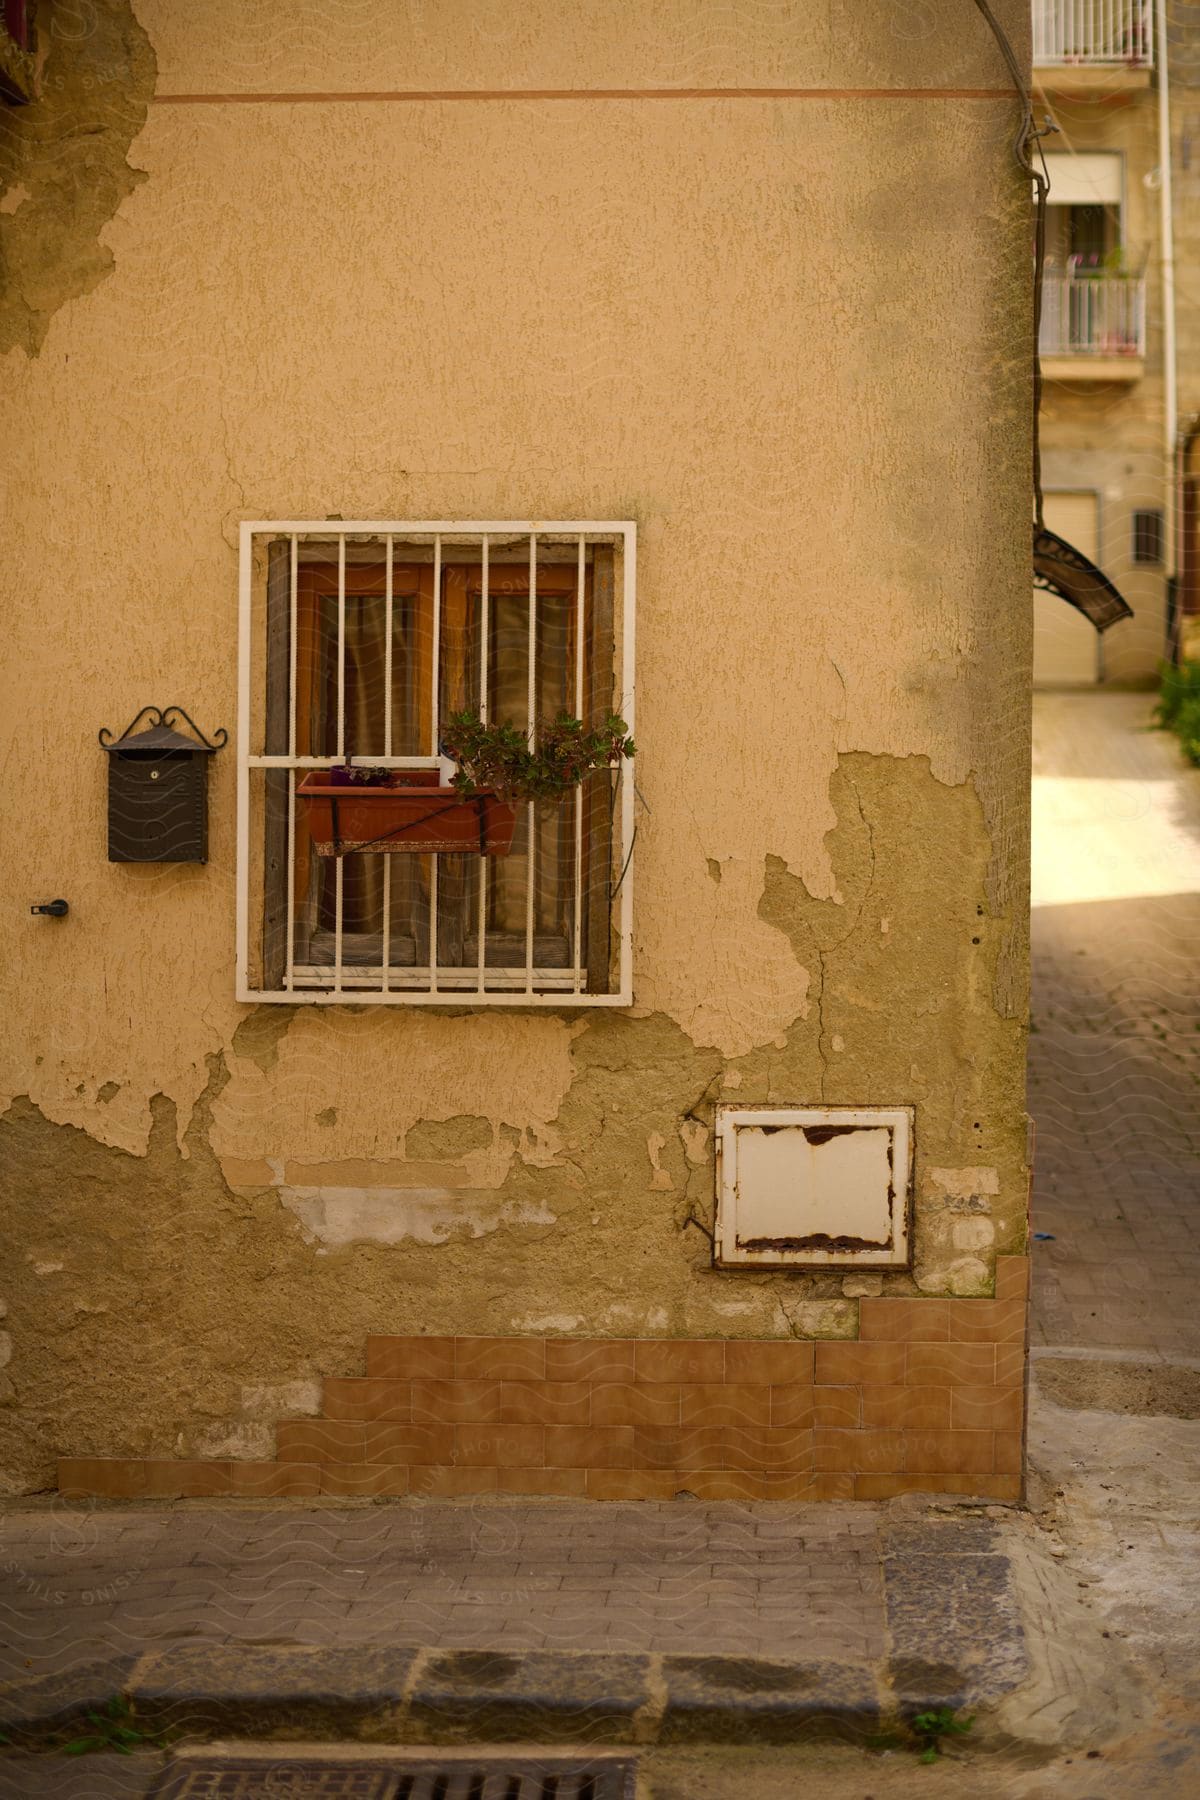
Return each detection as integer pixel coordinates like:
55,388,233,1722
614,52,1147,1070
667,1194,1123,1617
237,522,635,1005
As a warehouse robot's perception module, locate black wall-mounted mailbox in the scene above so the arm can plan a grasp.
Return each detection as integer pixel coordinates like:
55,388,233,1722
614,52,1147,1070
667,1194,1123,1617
99,706,227,864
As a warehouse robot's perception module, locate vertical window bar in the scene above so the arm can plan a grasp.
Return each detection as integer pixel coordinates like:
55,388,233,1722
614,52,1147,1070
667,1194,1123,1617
618,526,637,999
381,857,391,996
384,533,393,759
477,534,489,994
235,526,252,997
288,534,299,757
572,534,585,993
525,532,537,992
336,533,346,761
428,852,439,992
382,533,393,996
285,533,298,991
336,531,346,992
430,534,441,993
334,856,344,994
431,532,442,752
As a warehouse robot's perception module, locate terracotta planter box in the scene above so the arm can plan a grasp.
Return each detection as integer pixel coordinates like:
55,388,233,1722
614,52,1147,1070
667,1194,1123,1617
297,771,517,856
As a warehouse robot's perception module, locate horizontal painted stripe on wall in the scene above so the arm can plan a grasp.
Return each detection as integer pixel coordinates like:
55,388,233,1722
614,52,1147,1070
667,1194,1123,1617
153,86,1019,106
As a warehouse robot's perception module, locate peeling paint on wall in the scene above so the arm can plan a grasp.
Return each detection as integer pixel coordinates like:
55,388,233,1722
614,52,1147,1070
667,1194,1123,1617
0,747,1027,1491
0,0,156,356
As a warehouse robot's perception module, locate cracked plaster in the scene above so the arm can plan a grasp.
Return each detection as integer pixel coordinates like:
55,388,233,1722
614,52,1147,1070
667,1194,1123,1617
0,750,1027,1488
0,0,155,355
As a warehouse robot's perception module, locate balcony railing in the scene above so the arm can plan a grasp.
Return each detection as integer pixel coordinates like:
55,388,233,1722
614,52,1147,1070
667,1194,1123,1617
1032,1,1153,66
1039,270,1146,357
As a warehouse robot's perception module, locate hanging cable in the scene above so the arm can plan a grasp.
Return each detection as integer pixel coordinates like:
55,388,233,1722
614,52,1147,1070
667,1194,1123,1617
972,0,1053,531
971,2,1131,630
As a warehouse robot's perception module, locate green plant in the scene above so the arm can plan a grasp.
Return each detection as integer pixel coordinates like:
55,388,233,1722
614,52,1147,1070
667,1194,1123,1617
441,708,635,803
909,1706,975,1763
61,1695,159,1757
1101,245,1137,278
1154,659,1200,766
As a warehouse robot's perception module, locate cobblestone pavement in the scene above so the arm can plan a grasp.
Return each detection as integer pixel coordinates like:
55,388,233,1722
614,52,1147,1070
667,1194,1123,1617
1029,691,1200,1357
0,1500,884,1678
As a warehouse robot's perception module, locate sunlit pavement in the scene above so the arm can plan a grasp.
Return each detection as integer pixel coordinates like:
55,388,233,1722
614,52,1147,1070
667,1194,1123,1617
1029,690,1200,1358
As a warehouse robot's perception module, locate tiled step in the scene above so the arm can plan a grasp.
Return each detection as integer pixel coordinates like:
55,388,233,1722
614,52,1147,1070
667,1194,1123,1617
57,1459,324,1498
363,1335,817,1383
57,1456,1021,1502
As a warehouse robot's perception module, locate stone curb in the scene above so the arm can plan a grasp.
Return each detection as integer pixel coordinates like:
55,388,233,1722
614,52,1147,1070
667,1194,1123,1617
0,1640,1023,1749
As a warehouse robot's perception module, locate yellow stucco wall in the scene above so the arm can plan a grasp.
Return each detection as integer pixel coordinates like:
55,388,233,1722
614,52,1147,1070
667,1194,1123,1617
0,1,1032,1489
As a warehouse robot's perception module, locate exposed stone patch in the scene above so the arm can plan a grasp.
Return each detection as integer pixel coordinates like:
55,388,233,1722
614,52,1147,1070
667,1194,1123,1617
279,1183,559,1249
780,1298,859,1340
191,1379,321,1460
0,0,156,356
230,1007,298,1075
841,1274,882,1299
930,1166,1001,1198
405,1114,494,1159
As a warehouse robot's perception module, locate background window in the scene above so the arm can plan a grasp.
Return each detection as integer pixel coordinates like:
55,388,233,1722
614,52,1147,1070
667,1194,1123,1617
1132,509,1165,565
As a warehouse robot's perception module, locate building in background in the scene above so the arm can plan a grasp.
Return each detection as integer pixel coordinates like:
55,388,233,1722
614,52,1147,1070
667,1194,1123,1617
1031,1,1200,682
1170,3,1200,652
1033,0,1174,684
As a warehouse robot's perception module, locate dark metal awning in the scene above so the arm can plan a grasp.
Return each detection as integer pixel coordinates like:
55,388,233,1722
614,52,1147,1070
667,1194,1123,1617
1033,525,1134,633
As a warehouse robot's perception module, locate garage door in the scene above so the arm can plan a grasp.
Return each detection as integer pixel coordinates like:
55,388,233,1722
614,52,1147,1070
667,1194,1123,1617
1034,491,1101,686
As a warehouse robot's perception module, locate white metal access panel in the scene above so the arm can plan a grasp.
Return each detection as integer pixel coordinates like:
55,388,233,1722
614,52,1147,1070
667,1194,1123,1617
236,522,636,1006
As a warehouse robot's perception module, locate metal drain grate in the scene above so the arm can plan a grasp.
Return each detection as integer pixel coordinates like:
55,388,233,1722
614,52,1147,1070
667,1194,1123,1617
150,1750,637,1800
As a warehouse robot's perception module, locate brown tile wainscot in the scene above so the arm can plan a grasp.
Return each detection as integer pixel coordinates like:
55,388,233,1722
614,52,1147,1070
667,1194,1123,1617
58,1261,1028,1504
